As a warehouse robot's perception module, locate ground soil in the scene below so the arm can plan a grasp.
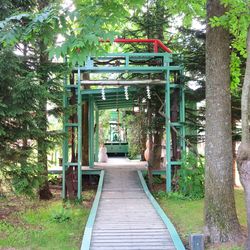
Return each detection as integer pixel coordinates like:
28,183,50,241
0,175,98,223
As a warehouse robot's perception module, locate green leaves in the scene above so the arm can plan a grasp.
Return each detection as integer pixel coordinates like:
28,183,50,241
210,0,250,90
0,0,144,66
177,152,205,199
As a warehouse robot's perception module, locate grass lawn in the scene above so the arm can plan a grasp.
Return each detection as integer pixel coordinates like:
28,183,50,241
155,189,246,250
0,190,95,250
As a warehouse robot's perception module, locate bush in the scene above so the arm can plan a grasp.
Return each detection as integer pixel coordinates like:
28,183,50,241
176,152,205,199
52,207,71,223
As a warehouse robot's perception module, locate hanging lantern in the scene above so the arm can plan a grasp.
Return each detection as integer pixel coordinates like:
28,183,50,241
124,86,129,100
101,86,106,100
146,85,151,99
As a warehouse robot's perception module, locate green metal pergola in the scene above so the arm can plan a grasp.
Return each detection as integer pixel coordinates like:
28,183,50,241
62,51,185,199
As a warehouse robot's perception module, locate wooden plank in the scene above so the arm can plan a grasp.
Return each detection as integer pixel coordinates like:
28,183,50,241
81,160,181,250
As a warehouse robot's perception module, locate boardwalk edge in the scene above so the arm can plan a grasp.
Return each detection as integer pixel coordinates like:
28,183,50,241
81,170,105,250
137,170,186,250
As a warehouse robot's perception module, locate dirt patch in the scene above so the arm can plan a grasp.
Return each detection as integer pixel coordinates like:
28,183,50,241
0,187,68,223
0,175,98,225
152,182,165,192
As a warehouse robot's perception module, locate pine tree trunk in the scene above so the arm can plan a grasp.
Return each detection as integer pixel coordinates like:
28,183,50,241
205,0,242,242
37,52,52,200
37,0,52,200
237,26,250,249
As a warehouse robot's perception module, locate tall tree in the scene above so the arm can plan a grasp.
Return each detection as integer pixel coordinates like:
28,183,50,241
36,0,53,200
205,0,242,242
237,26,250,250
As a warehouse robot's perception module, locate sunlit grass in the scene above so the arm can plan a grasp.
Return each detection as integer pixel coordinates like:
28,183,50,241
0,191,94,250
155,189,246,250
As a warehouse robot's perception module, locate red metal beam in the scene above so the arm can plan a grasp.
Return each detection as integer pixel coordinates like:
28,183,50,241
99,38,172,53
113,38,172,53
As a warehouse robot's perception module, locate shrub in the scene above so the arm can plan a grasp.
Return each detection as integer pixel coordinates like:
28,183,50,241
176,152,205,199
52,207,71,223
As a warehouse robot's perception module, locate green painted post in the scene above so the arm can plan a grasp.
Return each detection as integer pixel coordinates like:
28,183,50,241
179,67,186,154
77,67,82,200
125,54,129,67
181,84,186,151
95,109,99,162
62,63,68,199
88,96,94,167
165,69,171,192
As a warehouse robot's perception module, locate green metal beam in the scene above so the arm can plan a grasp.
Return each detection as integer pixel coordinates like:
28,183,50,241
63,52,186,200
95,100,134,106
81,87,136,96
98,104,134,110
77,66,82,200
165,69,171,193
88,96,95,168
62,64,68,199
95,109,99,162
180,83,186,152
78,66,181,74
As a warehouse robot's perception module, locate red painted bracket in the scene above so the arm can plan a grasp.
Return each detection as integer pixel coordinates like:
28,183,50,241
100,38,172,53
114,38,172,53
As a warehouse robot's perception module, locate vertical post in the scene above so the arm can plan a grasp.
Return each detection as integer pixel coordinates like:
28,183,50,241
88,95,94,167
62,61,68,199
165,68,171,192
153,41,158,53
180,70,186,153
125,55,129,68
77,67,82,199
95,109,99,162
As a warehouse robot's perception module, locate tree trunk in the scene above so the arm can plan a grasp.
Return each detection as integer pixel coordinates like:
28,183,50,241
82,73,89,166
237,26,250,249
151,124,163,169
232,139,237,186
65,73,77,199
37,18,52,200
147,100,154,190
205,0,242,242
140,126,147,161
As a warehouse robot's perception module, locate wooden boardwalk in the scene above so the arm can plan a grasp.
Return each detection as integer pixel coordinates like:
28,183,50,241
89,162,177,250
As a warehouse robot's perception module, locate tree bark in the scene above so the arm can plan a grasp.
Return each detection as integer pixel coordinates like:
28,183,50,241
151,122,163,169
237,26,250,249
205,0,242,242
140,126,147,161
37,0,53,200
82,73,90,166
65,73,77,199
147,100,154,190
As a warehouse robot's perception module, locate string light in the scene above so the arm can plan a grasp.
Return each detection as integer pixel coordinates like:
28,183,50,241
124,86,129,100
101,86,106,100
146,85,151,99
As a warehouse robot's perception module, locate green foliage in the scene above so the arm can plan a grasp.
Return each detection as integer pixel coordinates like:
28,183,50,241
52,207,71,223
10,163,42,197
48,174,60,185
124,112,145,159
0,198,92,249
153,176,164,185
156,190,246,248
0,1,144,65
176,152,205,199
0,45,64,196
210,0,250,90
